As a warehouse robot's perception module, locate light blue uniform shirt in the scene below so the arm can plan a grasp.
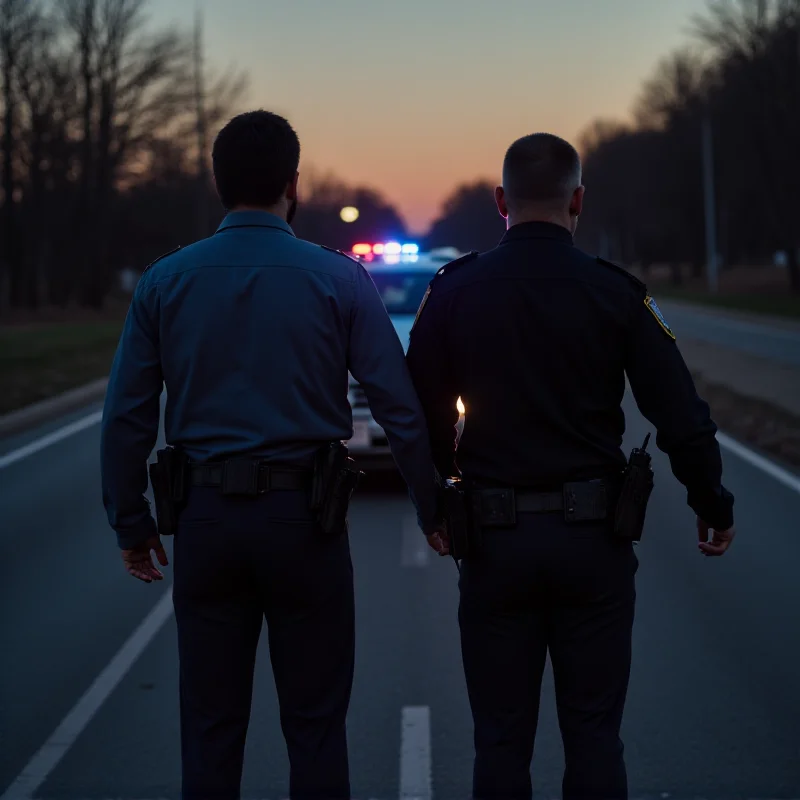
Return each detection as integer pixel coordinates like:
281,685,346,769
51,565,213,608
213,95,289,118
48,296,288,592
101,211,439,547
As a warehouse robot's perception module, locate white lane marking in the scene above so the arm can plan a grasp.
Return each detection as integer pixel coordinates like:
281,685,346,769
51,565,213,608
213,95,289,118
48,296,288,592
399,706,432,800
0,588,174,800
0,411,103,470
400,513,429,568
717,431,800,496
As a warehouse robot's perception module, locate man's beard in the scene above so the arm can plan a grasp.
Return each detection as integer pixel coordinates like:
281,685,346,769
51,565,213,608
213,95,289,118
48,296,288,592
287,198,298,225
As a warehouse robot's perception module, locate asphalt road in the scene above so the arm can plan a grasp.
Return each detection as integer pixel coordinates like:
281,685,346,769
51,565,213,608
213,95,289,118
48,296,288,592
658,300,800,368
2,397,800,800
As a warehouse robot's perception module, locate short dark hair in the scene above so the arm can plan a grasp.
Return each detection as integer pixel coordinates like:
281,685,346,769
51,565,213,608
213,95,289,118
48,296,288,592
212,110,300,210
502,133,581,210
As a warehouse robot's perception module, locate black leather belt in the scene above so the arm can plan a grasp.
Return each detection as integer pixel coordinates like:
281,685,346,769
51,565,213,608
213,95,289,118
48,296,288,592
471,479,615,526
515,491,564,513
190,462,311,494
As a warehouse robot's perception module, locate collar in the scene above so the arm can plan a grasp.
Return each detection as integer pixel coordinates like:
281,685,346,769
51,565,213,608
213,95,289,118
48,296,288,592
215,210,296,236
500,221,574,245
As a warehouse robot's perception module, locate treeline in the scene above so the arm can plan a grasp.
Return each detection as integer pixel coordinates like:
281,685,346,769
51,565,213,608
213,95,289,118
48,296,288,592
424,0,800,292
0,0,438,312
4,0,797,313
0,0,247,311
578,0,800,290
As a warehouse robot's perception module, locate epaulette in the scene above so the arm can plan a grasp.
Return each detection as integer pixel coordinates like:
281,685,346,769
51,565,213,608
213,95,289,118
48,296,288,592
596,256,646,290
435,250,479,278
412,250,479,332
320,244,360,264
142,245,181,274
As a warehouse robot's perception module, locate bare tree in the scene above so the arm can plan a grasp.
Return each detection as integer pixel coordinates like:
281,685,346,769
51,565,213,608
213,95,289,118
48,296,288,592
694,0,800,288
0,0,42,310
0,0,250,309
16,13,80,306
57,0,191,304
634,48,709,130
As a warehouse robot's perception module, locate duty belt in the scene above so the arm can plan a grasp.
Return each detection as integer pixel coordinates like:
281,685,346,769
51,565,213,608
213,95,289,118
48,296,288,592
190,461,311,495
470,479,615,526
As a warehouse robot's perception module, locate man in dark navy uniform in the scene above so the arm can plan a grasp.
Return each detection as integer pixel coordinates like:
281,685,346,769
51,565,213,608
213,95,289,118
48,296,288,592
407,133,735,800
101,110,446,799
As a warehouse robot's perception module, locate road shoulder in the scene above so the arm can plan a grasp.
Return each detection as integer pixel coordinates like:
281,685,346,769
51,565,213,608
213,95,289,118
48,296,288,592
0,378,108,439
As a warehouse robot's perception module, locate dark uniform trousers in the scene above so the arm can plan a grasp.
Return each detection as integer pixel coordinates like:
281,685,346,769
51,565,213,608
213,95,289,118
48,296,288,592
172,486,355,800
459,512,638,800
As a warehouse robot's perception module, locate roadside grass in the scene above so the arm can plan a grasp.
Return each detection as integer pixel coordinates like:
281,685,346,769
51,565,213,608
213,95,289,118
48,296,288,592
633,264,800,321
0,321,123,415
653,286,800,320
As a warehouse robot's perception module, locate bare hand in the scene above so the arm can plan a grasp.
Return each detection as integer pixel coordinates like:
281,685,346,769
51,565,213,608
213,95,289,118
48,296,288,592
426,524,450,557
121,535,169,582
697,518,735,557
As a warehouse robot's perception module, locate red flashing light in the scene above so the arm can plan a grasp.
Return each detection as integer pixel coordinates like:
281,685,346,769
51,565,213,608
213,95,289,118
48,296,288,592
352,243,372,255
372,243,385,255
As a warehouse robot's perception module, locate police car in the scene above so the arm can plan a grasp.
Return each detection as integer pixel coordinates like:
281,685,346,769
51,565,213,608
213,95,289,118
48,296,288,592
346,241,463,467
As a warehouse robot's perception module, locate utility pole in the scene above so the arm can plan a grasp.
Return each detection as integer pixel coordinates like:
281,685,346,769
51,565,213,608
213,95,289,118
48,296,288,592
194,4,209,238
702,111,718,293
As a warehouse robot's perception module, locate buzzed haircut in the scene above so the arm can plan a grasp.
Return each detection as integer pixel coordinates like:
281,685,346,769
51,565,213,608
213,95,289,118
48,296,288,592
212,110,300,210
502,133,582,210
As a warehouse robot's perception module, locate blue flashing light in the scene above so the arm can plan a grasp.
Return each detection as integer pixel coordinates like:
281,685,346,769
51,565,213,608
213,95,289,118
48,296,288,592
401,243,419,254
383,241,402,255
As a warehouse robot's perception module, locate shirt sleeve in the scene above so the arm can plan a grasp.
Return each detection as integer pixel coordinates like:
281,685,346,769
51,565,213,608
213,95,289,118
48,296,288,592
347,264,440,533
406,287,460,479
100,278,163,548
625,293,734,530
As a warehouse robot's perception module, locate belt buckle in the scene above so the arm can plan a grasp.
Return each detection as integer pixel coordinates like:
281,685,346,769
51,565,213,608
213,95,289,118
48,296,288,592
222,458,261,496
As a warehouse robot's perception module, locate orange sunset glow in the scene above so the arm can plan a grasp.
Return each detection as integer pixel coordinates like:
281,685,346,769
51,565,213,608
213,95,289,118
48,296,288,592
152,0,709,233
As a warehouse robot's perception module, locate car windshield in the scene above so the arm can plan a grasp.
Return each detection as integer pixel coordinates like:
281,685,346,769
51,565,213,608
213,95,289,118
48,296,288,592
369,271,434,315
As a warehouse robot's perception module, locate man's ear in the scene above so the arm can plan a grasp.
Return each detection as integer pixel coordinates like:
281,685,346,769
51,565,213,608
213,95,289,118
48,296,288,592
287,171,299,200
495,186,508,219
570,185,585,217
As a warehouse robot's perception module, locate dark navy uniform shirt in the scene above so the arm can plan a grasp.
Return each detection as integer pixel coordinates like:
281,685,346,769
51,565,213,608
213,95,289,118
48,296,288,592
102,210,439,548
406,221,734,530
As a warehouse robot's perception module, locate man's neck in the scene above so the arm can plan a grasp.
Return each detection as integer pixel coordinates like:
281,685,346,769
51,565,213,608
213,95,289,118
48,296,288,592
229,203,286,220
507,212,572,233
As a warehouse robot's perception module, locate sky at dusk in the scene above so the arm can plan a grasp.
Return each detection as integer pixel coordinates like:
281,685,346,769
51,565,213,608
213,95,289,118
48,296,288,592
150,0,709,233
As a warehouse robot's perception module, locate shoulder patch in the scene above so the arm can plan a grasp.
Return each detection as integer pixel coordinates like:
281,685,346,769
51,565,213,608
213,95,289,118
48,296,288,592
596,256,646,290
411,250,479,333
320,244,360,264
644,294,676,340
142,246,181,274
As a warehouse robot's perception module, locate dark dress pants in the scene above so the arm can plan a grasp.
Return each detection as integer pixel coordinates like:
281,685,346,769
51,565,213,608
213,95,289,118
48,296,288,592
172,487,355,800
459,513,638,800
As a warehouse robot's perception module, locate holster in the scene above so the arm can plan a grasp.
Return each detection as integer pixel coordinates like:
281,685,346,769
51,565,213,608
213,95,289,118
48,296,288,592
614,438,655,541
442,478,482,561
311,442,364,536
148,446,189,535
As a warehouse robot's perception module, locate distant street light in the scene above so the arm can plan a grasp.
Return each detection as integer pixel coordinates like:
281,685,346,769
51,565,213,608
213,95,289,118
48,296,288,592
340,206,359,223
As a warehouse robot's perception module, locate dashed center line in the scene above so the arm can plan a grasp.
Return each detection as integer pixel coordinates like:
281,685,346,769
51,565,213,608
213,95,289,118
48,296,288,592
399,706,432,800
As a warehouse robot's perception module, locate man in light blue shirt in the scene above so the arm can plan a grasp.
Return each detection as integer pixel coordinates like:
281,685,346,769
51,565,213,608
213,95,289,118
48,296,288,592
101,109,445,799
